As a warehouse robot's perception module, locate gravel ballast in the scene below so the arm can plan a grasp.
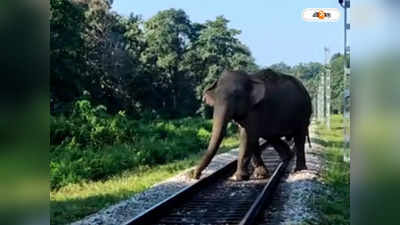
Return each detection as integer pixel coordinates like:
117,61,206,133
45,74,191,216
258,125,326,225
71,129,329,225
258,143,325,225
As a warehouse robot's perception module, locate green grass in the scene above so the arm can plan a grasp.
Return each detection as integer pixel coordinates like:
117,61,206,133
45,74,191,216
312,115,350,225
50,157,197,225
50,130,239,225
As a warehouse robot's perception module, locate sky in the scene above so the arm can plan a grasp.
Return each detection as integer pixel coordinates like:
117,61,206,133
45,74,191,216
111,0,346,67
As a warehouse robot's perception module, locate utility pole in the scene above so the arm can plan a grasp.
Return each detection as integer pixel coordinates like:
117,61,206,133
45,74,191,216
313,95,318,121
339,0,351,161
317,71,325,123
325,47,331,129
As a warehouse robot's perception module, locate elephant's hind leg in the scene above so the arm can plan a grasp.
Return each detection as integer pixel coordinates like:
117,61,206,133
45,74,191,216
294,133,307,171
270,138,294,162
251,148,269,179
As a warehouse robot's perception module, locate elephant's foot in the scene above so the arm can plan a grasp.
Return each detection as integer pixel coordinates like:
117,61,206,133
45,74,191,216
253,166,269,179
294,164,307,172
230,170,250,181
189,169,202,179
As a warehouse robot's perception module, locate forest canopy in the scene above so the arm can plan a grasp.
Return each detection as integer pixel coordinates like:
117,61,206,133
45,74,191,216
51,0,345,118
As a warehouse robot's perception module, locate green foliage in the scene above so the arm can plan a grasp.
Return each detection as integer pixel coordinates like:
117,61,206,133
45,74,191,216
50,99,240,224
50,0,86,106
51,0,144,115
50,100,238,190
313,115,350,225
51,100,132,148
269,62,292,74
50,3,257,118
139,9,199,117
268,54,346,114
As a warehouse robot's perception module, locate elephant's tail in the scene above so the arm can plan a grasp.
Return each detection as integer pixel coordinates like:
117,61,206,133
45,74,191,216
306,128,312,149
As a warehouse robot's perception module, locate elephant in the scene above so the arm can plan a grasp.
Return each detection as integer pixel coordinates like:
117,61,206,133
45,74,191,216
193,69,312,180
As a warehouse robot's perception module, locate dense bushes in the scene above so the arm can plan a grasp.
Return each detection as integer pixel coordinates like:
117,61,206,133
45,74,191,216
51,100,134,148
50,100,237,190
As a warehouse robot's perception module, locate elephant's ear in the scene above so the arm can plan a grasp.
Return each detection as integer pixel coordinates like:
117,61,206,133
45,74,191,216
203,80,218,106
250,77,265,107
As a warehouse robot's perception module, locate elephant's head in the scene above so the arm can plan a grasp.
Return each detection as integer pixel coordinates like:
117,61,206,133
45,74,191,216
193,70,265,179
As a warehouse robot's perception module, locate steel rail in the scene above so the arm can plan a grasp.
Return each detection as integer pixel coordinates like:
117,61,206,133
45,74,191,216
122,159,238,225
123,145,288,225
238,161,288,225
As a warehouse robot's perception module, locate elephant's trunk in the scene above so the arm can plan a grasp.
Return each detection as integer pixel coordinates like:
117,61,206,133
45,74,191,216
194,106,229,178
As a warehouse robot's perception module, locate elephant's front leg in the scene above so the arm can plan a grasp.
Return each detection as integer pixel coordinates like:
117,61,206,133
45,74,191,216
232,127,256,181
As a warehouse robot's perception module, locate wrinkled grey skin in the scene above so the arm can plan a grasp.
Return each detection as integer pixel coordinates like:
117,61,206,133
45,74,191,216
194,69,312,180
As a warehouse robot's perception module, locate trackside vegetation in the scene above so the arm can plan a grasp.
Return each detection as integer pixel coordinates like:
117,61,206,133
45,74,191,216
50,100,240,190
50,100,239,225
312,115,350,225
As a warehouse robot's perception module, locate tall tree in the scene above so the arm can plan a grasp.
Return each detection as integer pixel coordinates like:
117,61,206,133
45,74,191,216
141,9,196,117
50,0,87,112
51,0,145,115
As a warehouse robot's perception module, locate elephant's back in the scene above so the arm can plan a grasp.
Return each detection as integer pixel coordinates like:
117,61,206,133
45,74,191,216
250,68,312,129
251,68,282,83
259,76,311,132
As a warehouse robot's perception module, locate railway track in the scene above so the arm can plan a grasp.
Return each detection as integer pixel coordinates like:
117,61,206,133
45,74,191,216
123,144,289,225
